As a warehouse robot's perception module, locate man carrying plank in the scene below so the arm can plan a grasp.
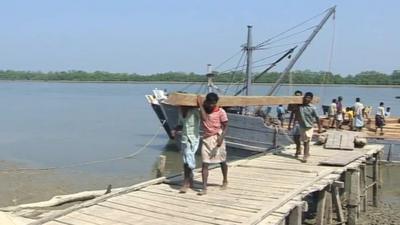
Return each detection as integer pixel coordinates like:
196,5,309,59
172,106,200,193
297,92,323,162
197,93,229,195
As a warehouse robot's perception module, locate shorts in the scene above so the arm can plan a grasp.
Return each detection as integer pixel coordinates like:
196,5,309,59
300,127,313,142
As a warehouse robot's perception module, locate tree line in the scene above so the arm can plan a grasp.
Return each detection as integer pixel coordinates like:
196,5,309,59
0,70,399,85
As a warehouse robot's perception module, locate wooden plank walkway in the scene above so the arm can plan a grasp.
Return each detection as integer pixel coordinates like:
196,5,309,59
31,144,383,225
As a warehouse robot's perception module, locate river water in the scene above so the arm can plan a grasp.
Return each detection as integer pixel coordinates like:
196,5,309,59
0,81,399,207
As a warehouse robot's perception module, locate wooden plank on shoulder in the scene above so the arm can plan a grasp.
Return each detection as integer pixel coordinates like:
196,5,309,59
165,92,319,106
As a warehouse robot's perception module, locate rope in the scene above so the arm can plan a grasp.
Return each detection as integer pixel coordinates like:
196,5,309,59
319,11,336,101
223,51,246,95
255,8,329,48
179,82,197,92
0,123,165,173
215,49,244,70
257,26,317,48
252,48,294,65
256,41,306,50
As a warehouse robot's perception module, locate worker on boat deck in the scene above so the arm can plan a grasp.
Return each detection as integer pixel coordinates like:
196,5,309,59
336,96,344,129
375,102,385,135
288,90,303,157
172,106,200,193
353,97,367,131
197,93,229,196
297,92,323,162
276,104,285,127
328,98,337,128
385,107,391,118
345,107,354,131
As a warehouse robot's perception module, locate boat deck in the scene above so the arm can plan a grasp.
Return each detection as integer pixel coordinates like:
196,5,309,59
34,144,383,225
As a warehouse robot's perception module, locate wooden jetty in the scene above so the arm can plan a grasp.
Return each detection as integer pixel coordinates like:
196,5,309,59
24,143,383,225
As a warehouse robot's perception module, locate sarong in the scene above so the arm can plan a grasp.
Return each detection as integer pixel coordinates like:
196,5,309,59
181,136,199,169
354,114,364,128
375,115,384,128
201,134,226,164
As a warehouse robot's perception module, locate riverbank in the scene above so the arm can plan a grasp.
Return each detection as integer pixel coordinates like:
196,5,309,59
1,79,400,88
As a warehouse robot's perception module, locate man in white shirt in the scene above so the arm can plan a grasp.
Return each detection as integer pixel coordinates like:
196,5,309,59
354,97,365,131
328,99,337,128
375,102,385,134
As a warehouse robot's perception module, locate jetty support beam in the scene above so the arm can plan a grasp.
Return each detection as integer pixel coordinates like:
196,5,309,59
346,168,360,225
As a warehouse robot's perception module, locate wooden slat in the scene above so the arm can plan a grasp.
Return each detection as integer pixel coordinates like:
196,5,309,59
325,132,342,149
319,151,364,166
165,92,319,106
126,192,251,218
107,196,241,224
340,132,355,150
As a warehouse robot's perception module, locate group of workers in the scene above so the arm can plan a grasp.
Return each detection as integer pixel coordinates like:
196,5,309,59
327,97,391,134
171,93,228,195
172,91,325,195
171,90,393,195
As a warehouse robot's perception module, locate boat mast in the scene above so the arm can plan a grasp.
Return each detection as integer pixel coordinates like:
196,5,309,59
266,6,336,96
244,25,254,96
206,64,215,93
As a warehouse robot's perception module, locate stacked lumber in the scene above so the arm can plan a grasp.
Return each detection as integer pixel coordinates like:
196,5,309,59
165,92,320,106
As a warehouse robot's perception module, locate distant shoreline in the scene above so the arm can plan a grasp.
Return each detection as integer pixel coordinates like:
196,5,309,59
1,79,400,88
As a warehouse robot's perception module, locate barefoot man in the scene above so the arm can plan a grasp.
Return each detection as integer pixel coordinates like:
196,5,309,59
197,93,228,195
172,106,200,193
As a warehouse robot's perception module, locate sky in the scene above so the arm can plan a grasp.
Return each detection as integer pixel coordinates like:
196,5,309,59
0,0,399,75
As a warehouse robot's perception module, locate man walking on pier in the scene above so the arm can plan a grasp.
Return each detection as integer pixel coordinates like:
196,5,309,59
172,106,200,193
297,92,322,162
288,90,303,158
197,93,229,195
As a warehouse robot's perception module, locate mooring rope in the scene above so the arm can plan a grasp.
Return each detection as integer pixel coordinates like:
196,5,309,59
0,122,165,173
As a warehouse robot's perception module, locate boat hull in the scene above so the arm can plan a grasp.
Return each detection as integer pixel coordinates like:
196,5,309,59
148,100,291,152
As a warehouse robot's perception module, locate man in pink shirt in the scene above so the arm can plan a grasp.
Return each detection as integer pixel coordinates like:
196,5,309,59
197,93,229,195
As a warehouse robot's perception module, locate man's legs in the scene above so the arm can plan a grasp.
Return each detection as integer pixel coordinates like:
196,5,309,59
303,141,310,162
199,163,209,195
294,135,301,157
220,162,228,189
180,163,190,193
330,116,335,128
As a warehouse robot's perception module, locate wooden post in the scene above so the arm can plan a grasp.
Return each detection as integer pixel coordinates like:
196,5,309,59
288,205,302,225
325,187,333,225
387,144,393,162
372,153,381,207
332,185,345,224
347,168,360,225
316,187,327,225
156,155,166,178
360,164,367,212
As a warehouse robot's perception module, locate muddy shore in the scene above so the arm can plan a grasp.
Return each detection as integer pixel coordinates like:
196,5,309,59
358,163,400,225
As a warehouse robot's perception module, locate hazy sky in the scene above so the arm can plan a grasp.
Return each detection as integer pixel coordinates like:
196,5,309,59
0,0,399,75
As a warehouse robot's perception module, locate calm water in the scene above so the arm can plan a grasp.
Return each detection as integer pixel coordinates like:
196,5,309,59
0,81,399,206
